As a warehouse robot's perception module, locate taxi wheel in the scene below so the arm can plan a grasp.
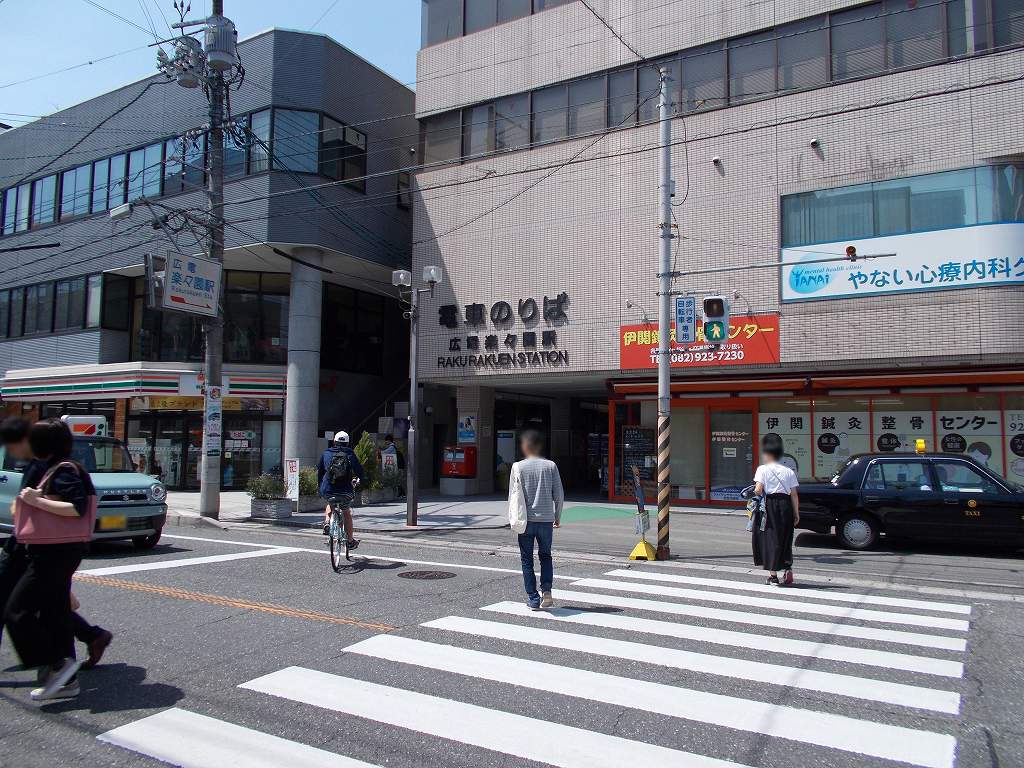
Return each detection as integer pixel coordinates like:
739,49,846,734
837,514,878,551
132,529,162,550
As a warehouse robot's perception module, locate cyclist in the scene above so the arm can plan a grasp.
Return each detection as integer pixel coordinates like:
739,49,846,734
317,430,365,550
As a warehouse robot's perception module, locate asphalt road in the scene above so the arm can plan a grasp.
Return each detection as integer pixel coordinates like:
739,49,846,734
0,515,1020,768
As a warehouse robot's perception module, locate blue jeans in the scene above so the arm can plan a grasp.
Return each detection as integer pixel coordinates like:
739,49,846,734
517,521,554,602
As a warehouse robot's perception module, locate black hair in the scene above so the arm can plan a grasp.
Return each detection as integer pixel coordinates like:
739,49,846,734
520,429,545,454
28,419,73,461
761,435,783,461
0,416,30,445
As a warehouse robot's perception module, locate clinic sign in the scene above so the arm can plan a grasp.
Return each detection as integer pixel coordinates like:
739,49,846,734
619,313,780,370
781,222,1024,302
163,253,222,317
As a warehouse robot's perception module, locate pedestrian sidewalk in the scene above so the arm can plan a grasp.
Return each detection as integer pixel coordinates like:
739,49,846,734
165,490,742,531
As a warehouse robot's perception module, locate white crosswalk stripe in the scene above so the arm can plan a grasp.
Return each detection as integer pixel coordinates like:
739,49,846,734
571,577,971,630
345,634,956,768
97,568,972,768
243,667,749,768
480,600,965,677
97,707,381,767
603,568,973,614
423,615,961,713
551,587,968,651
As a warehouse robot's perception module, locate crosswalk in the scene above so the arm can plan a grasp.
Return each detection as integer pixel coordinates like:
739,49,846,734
98,565,972,768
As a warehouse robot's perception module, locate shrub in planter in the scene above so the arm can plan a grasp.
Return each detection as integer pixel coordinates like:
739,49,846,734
246,473,292,519
297,466,324,512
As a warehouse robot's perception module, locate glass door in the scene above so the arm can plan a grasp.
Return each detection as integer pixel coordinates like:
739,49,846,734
184,416,204,490
709,409,754,501
153,417,186,489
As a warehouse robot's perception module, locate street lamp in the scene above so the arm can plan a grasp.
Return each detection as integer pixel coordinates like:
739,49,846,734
393,265,443,527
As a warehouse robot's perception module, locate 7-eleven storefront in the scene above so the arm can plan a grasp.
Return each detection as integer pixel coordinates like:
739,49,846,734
611,318,1024,506
0,363,285,490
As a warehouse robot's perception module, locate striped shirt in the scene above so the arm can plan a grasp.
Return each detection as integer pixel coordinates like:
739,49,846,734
515,457,565,524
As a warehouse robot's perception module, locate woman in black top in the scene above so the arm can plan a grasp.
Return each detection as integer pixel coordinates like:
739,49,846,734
5,420,95,701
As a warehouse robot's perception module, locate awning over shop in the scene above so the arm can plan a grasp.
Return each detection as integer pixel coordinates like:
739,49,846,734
0,362,285,402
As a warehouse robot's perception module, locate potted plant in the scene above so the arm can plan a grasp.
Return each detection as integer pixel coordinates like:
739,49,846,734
353,432,397,504
246,473,292,519
297,466,323,512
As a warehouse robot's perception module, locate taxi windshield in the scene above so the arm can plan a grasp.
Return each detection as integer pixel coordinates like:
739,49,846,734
71,436,136,473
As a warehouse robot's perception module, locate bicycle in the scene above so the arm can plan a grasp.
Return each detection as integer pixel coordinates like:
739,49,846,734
326,482,359,572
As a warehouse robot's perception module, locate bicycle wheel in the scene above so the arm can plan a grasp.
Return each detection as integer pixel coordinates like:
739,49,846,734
342,509,352,561
329,509,345,572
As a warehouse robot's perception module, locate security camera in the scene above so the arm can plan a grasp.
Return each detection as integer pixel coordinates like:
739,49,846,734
626,300,635,309
810,138,820,149
711,156,722,166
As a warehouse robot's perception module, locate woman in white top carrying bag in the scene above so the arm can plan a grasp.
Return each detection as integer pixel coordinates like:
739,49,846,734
752,436,800,586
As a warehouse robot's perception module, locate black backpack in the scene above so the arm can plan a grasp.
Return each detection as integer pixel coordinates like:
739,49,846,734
326,450,353,485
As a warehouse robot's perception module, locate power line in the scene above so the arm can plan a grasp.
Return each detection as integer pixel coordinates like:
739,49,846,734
81,0,157,37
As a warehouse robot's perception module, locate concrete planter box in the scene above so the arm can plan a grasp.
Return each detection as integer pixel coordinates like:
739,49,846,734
298,495,324,513
250,498,293,519
361,488,397,505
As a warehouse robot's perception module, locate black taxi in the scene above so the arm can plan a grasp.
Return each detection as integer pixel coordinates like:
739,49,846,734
796,453,1024,550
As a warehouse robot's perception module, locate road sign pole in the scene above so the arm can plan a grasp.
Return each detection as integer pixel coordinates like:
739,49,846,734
655,68,673,561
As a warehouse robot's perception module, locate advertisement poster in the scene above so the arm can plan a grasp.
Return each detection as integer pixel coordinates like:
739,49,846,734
813,411,871,478
163,253,223,317
781,223,1024,302
496,430,516,471
620,314,780,370
1007,409,1024,482
204,386,223,457
872,409,933,453
759,412,811,479
457,414,477,444
284,459,300,501
937,410,1003,474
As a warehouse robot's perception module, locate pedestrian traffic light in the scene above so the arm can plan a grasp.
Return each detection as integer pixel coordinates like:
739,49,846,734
702,295,730,345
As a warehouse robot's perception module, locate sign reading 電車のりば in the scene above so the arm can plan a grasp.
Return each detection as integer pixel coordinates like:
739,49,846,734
619,313,781,370
163,252,223,317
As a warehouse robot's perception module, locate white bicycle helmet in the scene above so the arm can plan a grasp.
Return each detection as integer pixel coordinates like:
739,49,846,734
333,430,350,444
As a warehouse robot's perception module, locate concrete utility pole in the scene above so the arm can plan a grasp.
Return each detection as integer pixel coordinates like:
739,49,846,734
392,266,444,527
158,0,241,518
655,67,674,560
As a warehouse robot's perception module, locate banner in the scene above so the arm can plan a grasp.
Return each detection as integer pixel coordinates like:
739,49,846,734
619,313,780,371
284,459,300,501
204,386,223,458
781,223,1024,302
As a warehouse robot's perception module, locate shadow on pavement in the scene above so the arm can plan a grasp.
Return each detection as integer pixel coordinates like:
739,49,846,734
40,663,184,715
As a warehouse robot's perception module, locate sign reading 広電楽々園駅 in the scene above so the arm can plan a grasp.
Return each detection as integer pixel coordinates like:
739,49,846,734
781,223,1024,302
619,313,780,370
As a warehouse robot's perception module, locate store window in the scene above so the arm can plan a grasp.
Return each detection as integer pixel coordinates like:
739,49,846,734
936,394,1003,473
759,398,812,479
273,109,319,173
812,397,871,478
872,395,934,452
781,182,874,247
670,406,706,499
321,284,389,375
1003,394,1024,484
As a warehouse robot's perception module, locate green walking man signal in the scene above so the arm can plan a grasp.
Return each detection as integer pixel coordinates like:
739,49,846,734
702,296,730,345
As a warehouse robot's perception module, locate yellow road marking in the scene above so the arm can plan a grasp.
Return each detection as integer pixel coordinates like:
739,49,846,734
74,574,396,632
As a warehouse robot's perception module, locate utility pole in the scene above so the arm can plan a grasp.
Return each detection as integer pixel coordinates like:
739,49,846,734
392,266,444,527
158,0,241,519
655,67,674,560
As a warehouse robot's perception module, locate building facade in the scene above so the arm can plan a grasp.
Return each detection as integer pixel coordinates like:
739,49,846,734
0,29,416,490
413,0,1024,502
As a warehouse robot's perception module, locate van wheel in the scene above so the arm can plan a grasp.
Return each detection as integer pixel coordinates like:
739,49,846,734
837,514,878,550
132,529,162,550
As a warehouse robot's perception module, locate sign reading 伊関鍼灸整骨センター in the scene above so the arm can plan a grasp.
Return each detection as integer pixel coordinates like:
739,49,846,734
619,313,780,371
781,223,1024,302
163,253,223,317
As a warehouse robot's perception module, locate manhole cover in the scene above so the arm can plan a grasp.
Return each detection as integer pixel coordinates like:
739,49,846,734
398,570,457,580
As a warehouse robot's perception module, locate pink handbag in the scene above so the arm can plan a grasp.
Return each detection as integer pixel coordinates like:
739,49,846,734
14,461,97,545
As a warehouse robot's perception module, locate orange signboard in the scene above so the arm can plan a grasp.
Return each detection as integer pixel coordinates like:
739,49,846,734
619,314,780,370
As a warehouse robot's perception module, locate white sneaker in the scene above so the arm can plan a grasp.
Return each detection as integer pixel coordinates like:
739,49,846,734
540,591,554,609
30,659,81,701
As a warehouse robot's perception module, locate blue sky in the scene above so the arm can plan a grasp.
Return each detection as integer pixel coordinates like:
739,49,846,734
0,0,421,126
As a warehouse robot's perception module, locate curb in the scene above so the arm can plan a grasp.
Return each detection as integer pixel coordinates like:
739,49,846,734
166,513,232,530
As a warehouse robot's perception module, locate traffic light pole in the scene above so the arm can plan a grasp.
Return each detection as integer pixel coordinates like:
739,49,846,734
655,68,674,561
406,286,420,527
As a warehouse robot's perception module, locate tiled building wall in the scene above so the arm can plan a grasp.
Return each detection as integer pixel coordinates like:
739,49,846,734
413,7,1024,385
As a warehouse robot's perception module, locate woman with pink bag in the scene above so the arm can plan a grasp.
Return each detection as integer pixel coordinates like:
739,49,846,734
5,420,97,701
